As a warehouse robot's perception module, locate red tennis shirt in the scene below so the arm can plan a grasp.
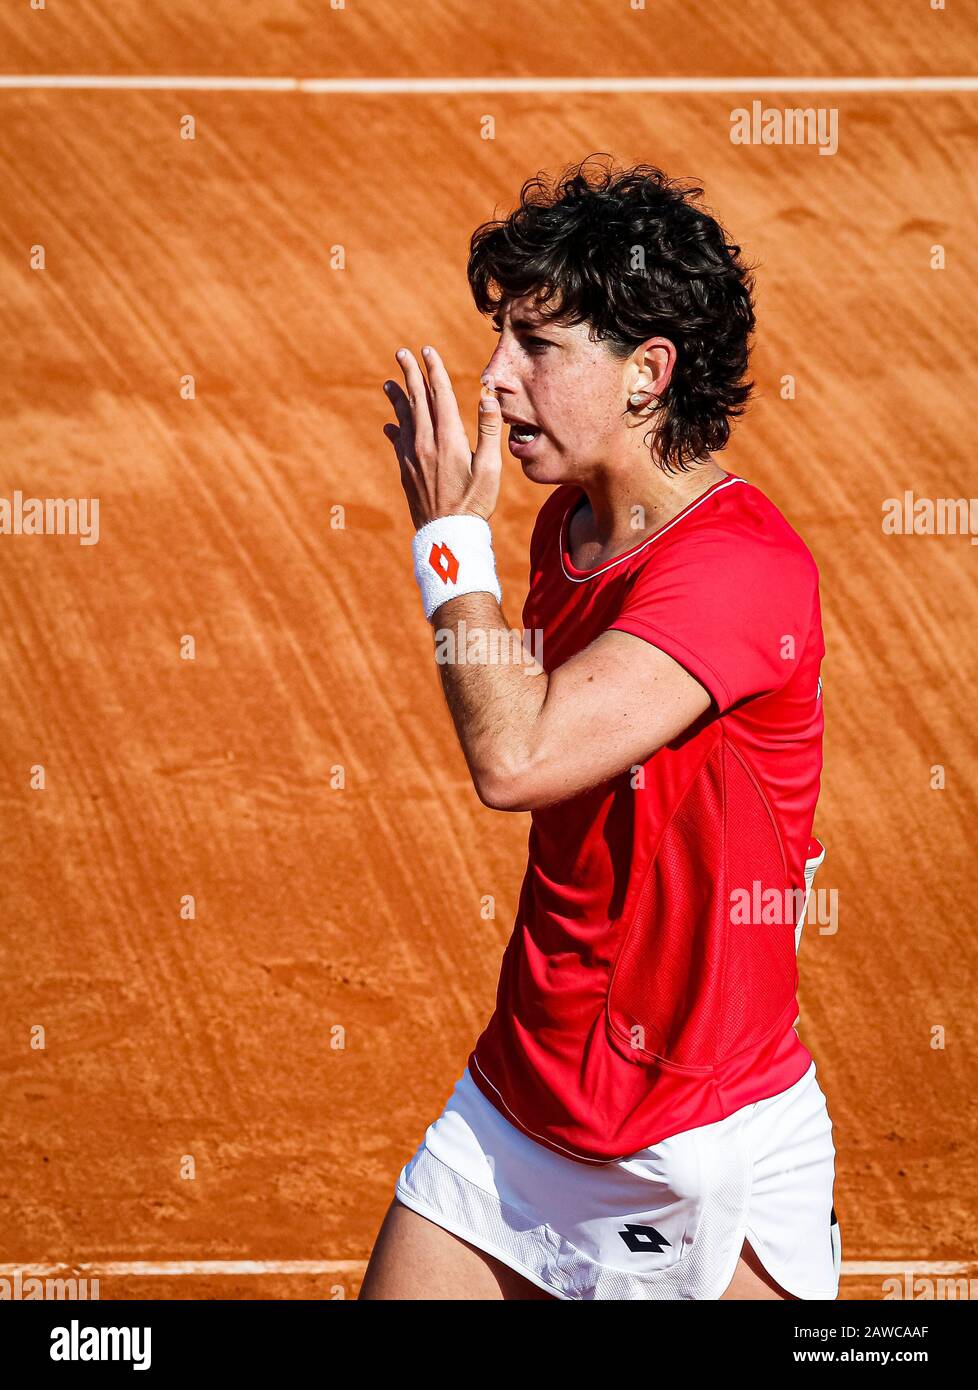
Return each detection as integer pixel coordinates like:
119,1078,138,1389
468,472,825,1163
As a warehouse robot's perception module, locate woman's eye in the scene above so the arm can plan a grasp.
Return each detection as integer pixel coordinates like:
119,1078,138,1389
488,324,550,351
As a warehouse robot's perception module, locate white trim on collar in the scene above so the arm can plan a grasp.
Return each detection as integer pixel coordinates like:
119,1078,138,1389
559,474,746,583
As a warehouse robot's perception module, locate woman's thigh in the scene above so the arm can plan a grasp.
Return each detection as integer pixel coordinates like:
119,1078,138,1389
720,1238,796,1300
360,1202,793,1300
358,1198,556,1301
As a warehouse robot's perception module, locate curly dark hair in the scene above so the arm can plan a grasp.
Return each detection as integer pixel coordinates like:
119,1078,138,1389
467,154,757,473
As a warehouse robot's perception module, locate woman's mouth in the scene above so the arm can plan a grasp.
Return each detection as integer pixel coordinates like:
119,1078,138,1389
507,424,542,458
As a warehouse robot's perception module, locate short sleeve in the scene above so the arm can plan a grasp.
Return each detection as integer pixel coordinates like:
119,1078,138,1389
607,523,818,713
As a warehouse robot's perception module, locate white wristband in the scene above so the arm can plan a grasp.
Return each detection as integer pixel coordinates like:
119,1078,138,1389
411,513,502,621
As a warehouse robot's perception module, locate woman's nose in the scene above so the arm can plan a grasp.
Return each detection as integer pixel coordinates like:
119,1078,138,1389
482,342,512,386
482,345,502,378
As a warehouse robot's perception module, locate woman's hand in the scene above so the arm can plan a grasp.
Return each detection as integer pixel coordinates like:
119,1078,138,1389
383,345,503,530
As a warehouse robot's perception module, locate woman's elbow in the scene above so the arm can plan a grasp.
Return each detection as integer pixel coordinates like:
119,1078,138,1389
475,769,534,813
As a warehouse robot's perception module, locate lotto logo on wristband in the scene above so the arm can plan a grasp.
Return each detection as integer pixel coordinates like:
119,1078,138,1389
428,542,460,585
413,515,500,620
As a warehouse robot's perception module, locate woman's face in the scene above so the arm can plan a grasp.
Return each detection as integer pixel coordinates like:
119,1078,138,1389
480,294,672,486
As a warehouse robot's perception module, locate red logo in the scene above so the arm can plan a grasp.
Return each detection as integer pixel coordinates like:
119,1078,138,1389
428,541,459,585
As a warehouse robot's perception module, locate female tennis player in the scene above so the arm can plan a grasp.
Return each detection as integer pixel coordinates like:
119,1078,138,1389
362,156,839,1301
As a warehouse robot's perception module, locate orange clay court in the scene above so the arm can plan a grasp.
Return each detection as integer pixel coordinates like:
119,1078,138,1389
0,1,976,1300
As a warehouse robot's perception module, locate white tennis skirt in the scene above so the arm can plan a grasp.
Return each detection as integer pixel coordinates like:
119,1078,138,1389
395,1060,841,1300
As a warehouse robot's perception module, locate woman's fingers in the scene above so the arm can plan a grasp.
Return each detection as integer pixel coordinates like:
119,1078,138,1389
420,344,463,436
383,381,416,464
395,348,436,461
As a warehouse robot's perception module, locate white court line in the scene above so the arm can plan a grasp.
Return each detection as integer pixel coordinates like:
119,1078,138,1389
0,1260,365,1276
841,1261,978,1277
0,1259,973,1277
0,75,977,94
0,76,298,91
